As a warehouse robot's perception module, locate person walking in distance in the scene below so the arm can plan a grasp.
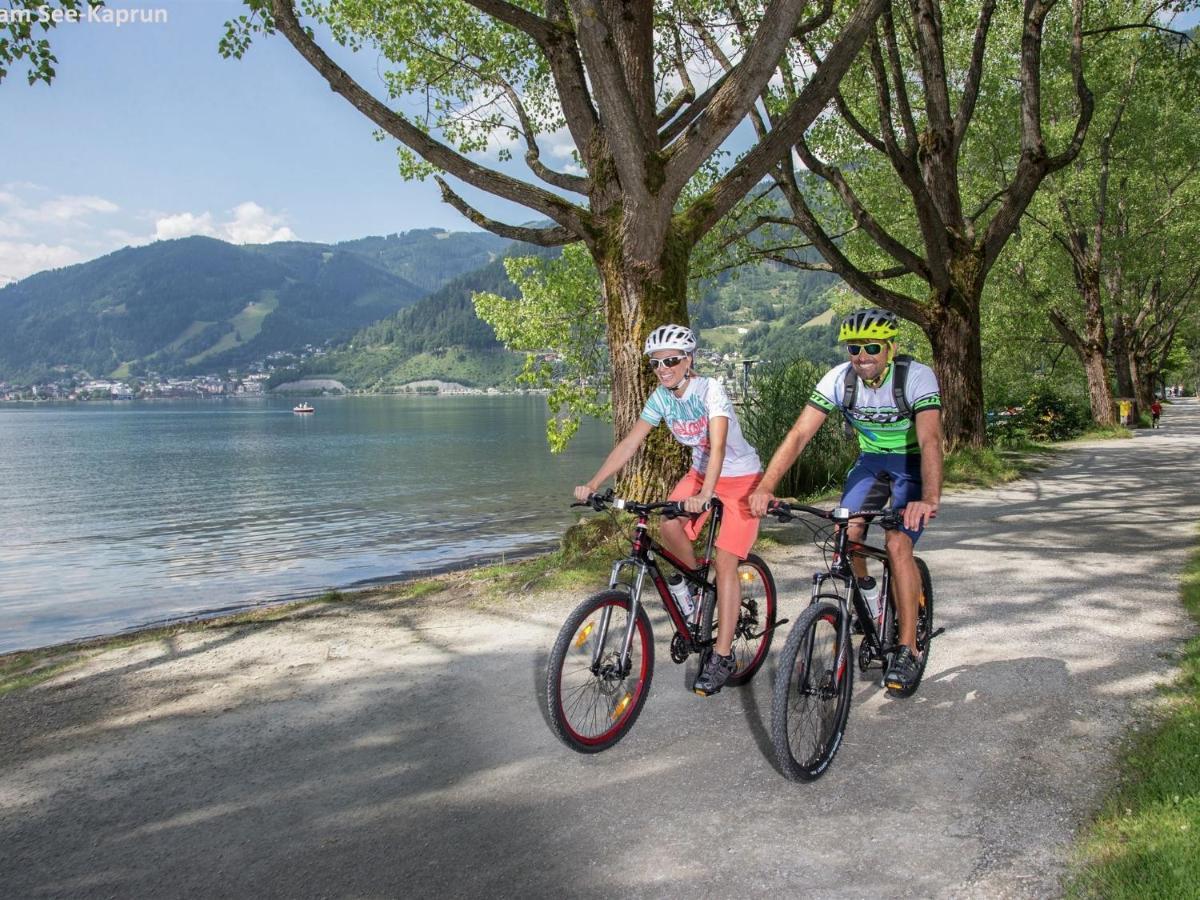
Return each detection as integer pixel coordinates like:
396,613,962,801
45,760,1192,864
1150,399,1163,428
749,309,943,694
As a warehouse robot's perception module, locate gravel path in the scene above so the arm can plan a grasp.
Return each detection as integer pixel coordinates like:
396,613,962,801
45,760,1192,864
2,399,1197,899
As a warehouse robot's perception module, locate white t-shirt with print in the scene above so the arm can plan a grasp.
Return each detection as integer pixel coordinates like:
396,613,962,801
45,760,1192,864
639,376,762,477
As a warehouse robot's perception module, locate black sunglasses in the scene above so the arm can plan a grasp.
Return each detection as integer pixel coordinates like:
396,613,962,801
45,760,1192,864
649,355,688,369
846,342,885,356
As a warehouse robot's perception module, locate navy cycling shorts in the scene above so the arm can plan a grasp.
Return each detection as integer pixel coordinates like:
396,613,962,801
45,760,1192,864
841,452,925,543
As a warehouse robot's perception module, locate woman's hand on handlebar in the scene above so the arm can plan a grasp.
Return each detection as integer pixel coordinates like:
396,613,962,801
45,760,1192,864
682,490,713,514
749,489,775,518
573,484,597,503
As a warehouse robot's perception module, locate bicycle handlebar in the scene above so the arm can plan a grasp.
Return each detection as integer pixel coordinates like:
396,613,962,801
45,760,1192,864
767,499,902,529
572,489,718,518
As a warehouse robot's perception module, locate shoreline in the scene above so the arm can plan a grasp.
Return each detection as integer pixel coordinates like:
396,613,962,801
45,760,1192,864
0,538,562,663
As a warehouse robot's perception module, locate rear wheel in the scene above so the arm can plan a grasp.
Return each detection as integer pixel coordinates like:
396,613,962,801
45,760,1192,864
771,600,853,781
885,556,934,698
546,590,654,753
727,554,777,685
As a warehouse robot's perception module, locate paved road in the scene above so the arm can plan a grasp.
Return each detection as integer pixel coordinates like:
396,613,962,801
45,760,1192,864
2,400,1198,898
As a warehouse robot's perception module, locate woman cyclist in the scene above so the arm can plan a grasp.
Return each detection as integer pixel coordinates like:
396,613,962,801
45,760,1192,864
574,324,763,696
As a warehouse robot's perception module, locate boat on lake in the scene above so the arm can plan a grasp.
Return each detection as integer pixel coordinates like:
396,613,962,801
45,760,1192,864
292,403,314,414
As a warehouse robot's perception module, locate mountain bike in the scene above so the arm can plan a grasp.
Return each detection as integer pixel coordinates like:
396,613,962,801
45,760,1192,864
545,490,780,753
766,501,942,781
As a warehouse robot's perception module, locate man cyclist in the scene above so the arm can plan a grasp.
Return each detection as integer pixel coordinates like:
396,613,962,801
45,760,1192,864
749,308,943,693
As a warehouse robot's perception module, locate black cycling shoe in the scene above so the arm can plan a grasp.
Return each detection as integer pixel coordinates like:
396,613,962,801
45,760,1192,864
693,652,736,696
884,646,920,694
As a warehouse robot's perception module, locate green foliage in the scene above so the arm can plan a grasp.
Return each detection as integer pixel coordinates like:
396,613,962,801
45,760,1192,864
741,358,858,500
0,1,103,85
991,386,1092,445
474,245,609,451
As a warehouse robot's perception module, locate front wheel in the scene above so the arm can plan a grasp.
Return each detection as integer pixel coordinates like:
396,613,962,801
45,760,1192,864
546,590,655,753
771,600,853,781
715,553,777,686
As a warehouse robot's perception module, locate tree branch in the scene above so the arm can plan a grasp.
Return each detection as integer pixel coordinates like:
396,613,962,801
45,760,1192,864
663,0,815,197
682,0,889,239
981,0,1093,273
793,139,933,281
268,0,588,234
434,176,578,245
952,0,998,154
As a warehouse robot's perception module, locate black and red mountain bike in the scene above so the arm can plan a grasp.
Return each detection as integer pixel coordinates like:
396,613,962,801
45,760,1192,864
545,490,779,753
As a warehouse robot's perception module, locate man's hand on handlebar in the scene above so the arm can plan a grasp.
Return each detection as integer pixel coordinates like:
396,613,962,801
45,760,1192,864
682,491,713,515
902,499,938,532
573,484,597,503
749,489,775,518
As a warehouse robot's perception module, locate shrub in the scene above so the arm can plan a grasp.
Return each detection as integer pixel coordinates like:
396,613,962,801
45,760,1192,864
1016,386,1090,441
741,358,859,499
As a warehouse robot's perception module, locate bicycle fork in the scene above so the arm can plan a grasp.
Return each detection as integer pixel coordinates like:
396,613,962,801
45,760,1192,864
594,557,649,676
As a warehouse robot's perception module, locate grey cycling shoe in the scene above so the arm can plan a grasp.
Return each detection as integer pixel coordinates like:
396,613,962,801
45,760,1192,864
693,651,736,696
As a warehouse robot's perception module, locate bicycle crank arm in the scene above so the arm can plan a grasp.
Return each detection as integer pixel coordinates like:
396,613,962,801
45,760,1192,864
929,627,945,640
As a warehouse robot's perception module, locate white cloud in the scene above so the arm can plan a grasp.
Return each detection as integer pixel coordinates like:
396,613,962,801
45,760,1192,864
154,211,218,240
0,219,28,239
223,202,296,244
0,192,120,225
154,202,296,244
0,242,86,283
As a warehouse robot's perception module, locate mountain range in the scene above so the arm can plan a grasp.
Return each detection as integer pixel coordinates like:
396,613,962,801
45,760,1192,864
0,229,511,382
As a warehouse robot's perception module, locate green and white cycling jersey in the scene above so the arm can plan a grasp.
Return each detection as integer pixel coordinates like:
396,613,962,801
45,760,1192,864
808,359,941,454
640,376,762,477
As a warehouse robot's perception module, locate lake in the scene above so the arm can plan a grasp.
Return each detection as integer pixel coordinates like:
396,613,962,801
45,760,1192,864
0,395,610,653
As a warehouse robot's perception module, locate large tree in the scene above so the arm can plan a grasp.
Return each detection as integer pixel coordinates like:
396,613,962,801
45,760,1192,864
224,0,887,496
713,0,1094,448
1007,6,1200,423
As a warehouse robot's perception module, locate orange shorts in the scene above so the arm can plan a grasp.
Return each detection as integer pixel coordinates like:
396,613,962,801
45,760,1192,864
668,469,762,560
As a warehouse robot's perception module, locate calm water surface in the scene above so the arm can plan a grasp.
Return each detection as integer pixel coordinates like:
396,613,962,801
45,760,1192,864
0,396,609,652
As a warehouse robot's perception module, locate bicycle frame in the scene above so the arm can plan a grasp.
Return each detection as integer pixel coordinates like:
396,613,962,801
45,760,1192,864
819,520,893,658
594,501,723,676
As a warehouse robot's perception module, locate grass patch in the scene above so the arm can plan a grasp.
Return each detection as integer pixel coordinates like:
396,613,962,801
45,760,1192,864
943,443,1054,488
1075,424,1134,441
1067,538,1200,898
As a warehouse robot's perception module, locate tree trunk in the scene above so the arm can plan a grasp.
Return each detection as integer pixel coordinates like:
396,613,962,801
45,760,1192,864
1131,351,1155,413
925,288,985,450
596,230,692,500
1069,269,1116,426
1111,315,1136,414
1081,348,1116,426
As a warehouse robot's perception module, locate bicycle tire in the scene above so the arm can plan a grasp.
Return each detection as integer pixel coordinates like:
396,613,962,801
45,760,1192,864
885,556,934,698
546,590,655,753
698,553,777,686
771,600,853,781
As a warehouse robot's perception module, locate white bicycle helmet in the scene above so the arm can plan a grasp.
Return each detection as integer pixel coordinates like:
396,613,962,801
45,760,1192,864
644,323,698,355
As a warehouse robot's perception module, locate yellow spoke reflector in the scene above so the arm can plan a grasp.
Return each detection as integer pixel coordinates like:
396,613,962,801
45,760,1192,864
740,570,756,582
610,692,632,720
574,622,594,648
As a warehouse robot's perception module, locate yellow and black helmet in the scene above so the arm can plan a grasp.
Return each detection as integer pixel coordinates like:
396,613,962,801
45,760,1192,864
838,308,899,342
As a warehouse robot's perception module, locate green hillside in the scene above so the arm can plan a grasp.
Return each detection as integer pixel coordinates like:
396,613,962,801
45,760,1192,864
335,229,511,293
0,232,505,382
276,252,530,390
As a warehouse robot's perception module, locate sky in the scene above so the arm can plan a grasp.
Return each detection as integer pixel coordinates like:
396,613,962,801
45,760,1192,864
0,0,553,284
2,1,1198,286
